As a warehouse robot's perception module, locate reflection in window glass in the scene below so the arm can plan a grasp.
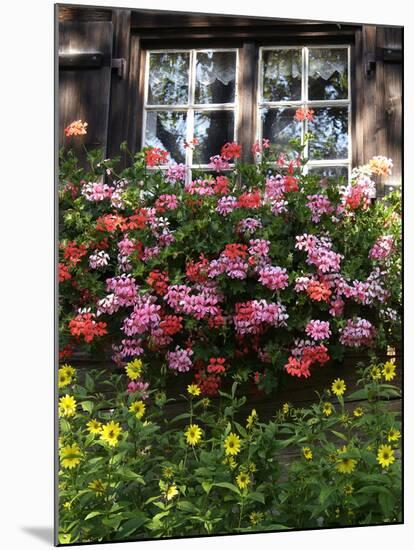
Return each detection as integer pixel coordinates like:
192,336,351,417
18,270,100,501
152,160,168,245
195,51,236,104
147,52,190,105
262,49,302,102
193,111,235,164
258,46,350,178
145,111,187,163
308,48,348,100
261,108,301,156
308,107,348,160
144,49,237,170
308,166,349,182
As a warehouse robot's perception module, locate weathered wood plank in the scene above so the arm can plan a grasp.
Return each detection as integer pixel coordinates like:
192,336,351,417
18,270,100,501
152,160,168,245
361,26,377,169
377,27,403,189
238,42,258,164
352,29,364,168
107,9,132,163
127,35,143,155
58,4,112,22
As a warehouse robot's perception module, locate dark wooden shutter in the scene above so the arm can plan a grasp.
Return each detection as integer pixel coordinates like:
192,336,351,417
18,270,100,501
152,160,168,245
376,27,403,188
354,25,403,193
58,21,113,158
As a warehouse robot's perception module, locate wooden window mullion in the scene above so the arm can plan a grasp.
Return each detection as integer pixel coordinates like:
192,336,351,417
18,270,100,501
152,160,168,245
237,42,258,163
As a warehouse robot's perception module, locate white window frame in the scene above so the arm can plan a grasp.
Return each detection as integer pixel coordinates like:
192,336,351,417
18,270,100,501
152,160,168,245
257,45,352,179
142,48,239,174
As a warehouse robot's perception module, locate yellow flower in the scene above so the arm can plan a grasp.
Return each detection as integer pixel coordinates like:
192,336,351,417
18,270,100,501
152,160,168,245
61,364,76,378
187,384,201,397
100,421,123,447
129,400,146,420
249,511,264,525
86,419,102,435
353,407,364,418
88,479,107,495
125,358,143,380
282,403,290,415
322,402,333,416
248,462,257,473
184,424,202,446
370,366,382,380
335,447,357,474
344,483,354,495
377,444,395,468
382,360,396,381
59,443,82,469
164,484,179,501
224,432,241,456
59,395,77,417
58,369,71,388
201,398,210,408
302,447,313,460
331,379,346,397
224,456,237,469
388,428,401,442
246,409,258,429
162,466,174,479
63,501,72,509
236,471,251,490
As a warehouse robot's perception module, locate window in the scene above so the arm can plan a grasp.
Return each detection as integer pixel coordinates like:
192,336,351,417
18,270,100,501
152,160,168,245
258,46,351,178
143,49,238,167
142,45,351,179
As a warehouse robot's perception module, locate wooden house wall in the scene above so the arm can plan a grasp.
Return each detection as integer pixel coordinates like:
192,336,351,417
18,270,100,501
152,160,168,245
57,5,403,413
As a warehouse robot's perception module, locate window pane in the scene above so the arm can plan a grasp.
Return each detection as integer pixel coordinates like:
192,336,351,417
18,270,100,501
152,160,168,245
147,52,190,105
308,166,349,181
145,111,187,163
262,49,302,102
193,111,234,164
195,51,236,104
308,48,348,100
261,107,301,155
308,107,348,160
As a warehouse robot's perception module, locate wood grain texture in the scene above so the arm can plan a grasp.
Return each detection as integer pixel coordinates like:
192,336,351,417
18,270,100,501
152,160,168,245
58,21,113,160
107,9,132,163
377,27,403,189
357,25,402,194
58,5,112,22
238,42,258,164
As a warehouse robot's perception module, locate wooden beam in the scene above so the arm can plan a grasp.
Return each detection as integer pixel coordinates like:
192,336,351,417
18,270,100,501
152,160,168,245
135,25,358,41
238,42,258,163
126,34,143,156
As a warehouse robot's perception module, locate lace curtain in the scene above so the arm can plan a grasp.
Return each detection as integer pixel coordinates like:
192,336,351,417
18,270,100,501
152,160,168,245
196,53,236,87
264,49,346,82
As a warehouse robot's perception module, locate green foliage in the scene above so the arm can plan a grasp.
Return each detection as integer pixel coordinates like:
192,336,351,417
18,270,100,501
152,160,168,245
58,362,401,543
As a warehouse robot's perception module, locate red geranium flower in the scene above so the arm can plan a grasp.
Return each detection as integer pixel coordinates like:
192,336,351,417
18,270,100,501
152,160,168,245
69,312,107,343
186,254,209,283
146,270,169,296
237,190,262,208
160,315,183,336
294,107,314,122
221,141,242,161
59,262,72,282
207,357,226,374
306,281,332,302
224,243,248,259
144,147,169,167
61,241,88,266
96,214,125,232
212,175,230,195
